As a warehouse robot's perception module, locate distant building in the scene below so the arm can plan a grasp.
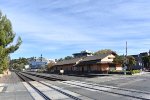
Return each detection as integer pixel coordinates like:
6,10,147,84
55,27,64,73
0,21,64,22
132,54,143,69
28,56,54,69
131,50,150,69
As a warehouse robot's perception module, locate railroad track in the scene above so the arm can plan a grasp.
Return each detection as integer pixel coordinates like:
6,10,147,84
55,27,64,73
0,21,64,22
16,72,51,100
16,72,91,100
22,72,65,81
60,80,150,100
18,72,150,100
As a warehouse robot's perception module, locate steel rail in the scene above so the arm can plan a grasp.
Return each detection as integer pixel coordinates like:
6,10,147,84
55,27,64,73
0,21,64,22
16,72,51,100
61,81,150,100
18,72,82,100
71,80,150,95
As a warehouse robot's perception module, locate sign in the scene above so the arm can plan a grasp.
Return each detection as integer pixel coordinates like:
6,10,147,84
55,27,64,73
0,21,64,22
60,70,64,74
25,65,29,69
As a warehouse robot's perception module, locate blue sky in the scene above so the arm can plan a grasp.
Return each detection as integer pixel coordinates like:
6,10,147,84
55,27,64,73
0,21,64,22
0,0,150,59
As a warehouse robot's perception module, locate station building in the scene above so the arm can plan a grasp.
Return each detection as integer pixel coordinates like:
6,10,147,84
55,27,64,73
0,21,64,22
51,50,122,74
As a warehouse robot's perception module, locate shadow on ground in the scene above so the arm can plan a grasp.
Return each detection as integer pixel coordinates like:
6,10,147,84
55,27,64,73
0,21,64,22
65,74,111,78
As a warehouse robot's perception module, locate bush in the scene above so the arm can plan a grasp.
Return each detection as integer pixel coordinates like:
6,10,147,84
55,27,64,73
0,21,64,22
0,70,3,74
109,70,141,75
131,70,140,74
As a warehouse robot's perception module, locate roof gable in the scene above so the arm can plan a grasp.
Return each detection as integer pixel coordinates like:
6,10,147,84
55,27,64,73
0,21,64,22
81,54,109,62
54,53,116,66
54,58,82,66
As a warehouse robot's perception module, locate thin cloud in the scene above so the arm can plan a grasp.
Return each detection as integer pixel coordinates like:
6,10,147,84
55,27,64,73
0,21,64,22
0,0,150,59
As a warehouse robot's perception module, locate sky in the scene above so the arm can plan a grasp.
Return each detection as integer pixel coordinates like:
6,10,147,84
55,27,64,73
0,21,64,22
0,0,150,59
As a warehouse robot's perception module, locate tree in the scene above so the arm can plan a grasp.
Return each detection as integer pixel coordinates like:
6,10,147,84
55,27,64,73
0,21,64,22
142,56,150,69
57,58,63,62
0,11,22,72
47,62,55,72
10,58,28,71
56,56,74,62
113,55,125,66
113,55,136,71
126,56,136,71
94,49,116,55
64,56,73,60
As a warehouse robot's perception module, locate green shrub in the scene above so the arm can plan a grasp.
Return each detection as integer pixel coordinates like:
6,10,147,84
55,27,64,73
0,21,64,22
131,70,140,74
0,70,3,74
110,70,122,72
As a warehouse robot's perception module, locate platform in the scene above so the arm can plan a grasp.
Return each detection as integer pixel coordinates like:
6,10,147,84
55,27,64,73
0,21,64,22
0,72,34,100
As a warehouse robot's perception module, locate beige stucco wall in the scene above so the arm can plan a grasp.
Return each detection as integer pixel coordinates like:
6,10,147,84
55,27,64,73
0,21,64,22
116,64,122,70
55,64,74,71
90,64,109,71
116,66,122,70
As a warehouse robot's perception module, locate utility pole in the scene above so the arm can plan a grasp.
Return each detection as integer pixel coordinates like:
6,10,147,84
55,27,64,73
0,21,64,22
126,41,127,57
125,41,128,65
124,41,128,75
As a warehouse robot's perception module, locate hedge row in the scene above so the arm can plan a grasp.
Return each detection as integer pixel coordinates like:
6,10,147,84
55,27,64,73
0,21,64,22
109,70,141,75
